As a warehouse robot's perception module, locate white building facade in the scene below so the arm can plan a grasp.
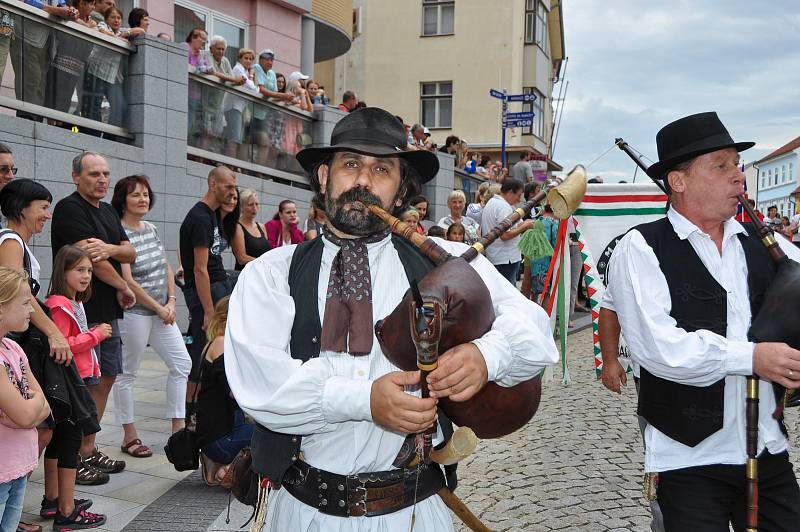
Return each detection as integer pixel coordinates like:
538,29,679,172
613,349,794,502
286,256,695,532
756,137,800,218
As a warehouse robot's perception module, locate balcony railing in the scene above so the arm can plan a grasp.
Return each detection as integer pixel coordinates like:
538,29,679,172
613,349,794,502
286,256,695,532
0,0,133,138
187,73,314,180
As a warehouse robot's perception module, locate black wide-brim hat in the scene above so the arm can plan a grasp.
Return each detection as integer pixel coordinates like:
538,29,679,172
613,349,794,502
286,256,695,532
296,107,439,183
646,112,755,179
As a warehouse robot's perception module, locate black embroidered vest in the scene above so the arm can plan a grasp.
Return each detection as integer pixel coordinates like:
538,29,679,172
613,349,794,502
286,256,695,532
250,235,457,488
634,218,776,447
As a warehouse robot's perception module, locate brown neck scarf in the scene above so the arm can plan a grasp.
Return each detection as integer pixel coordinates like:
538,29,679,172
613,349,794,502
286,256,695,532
320,229,391,356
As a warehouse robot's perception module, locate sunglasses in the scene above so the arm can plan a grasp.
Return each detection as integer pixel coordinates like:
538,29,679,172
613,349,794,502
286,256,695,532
0,166,18,175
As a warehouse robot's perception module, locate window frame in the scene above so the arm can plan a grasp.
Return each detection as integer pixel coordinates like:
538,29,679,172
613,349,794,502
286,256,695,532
524,0,549,54
420,81,453,129
521,87,545,139
421,0,455,37
174,0,249,63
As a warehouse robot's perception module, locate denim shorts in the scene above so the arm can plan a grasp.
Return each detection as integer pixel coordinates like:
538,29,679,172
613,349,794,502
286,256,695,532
88,319,123,377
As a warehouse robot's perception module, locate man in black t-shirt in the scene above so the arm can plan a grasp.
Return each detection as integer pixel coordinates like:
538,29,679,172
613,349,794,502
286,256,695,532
179,166,237,394
51,151,137,481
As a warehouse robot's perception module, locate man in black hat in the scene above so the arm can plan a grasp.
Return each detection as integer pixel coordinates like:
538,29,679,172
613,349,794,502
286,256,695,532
605,112,800,529
223,107,558,530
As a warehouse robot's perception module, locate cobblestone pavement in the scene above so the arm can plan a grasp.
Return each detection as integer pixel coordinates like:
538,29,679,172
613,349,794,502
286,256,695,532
453,328,800,532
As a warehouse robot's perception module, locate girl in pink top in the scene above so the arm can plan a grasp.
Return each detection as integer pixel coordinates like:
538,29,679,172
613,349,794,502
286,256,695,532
0,267,49,531
43,246,109,530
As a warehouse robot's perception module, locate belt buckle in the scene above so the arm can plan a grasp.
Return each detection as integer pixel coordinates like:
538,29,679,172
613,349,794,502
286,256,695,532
347,475,367,517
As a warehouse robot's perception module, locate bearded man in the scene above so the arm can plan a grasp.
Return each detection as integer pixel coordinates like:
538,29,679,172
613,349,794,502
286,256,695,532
224,107,558,530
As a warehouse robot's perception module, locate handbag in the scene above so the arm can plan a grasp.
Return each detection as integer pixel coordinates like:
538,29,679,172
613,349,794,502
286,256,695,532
165,363,202,471
164,427,199,471
227,448,258,507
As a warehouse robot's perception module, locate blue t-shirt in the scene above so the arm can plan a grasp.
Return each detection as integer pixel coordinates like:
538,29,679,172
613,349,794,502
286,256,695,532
254,64,277,92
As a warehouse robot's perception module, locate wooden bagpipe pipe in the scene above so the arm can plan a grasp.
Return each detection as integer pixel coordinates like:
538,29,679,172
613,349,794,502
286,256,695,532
617,137,800,532
366,165,588,440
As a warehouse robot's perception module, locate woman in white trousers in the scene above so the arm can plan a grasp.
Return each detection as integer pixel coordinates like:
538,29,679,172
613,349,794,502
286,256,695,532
111,175,191,457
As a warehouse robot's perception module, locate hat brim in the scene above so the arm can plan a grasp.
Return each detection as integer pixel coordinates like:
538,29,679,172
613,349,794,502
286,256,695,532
297,142,440,184
647,140,755,179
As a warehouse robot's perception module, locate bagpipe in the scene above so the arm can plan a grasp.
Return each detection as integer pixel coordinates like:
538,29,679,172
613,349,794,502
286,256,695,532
366,165,587,440
617,138,800,532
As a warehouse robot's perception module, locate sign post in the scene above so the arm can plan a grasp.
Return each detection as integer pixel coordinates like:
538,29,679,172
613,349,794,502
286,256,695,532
501,89,508,168
489,89,537,170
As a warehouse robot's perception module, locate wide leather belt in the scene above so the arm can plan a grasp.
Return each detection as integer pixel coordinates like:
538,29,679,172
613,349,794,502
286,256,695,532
282,459,445,517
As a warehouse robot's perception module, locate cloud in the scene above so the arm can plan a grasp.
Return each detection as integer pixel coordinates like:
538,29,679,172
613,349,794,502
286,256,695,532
554,0,800,181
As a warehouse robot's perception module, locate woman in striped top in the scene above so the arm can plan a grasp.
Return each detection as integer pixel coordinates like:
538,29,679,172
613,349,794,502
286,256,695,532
110,176,191,458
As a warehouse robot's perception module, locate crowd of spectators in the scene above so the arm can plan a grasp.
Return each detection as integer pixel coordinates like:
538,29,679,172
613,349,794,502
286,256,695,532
0,0,155,131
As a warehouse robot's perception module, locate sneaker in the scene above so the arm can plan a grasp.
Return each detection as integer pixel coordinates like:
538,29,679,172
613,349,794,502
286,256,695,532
52,506,106,531
82,447,125,474
75,459,109,486
40,496,92,519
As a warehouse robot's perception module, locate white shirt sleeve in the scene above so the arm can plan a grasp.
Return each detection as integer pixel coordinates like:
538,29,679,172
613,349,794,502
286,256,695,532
606,229,753,386
224,255,372,436
456,246,559,385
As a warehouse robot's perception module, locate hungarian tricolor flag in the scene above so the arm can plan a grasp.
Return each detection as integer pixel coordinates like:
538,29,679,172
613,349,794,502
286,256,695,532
572,183,668,377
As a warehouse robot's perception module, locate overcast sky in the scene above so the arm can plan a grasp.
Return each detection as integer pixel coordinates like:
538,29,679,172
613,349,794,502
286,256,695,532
554,1,800,182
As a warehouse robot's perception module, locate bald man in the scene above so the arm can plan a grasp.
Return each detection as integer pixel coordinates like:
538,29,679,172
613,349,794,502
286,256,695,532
179,166,238,401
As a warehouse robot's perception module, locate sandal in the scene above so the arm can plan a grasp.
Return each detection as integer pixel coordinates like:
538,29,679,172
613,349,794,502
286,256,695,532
53,506,106,531
121,438,153,458
40,496,92,519
75,459,109,486
16,523,42,532
82,447,125,473
200,452,222,487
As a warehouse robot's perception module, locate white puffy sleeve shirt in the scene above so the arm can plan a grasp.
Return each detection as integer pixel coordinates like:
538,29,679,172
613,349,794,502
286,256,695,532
606,208,800,473
224,235,558,531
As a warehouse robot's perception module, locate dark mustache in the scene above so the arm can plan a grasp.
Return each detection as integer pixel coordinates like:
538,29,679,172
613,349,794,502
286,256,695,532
334,187,382,209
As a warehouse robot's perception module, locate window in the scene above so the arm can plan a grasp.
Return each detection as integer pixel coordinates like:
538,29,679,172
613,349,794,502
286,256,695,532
782,164,787,183
522,87,545,139
768,169,772,186
420,82,452,129
422,0,454,36
790,163,794,180
174,1,248,67
524,0,549,53
524,0,535,43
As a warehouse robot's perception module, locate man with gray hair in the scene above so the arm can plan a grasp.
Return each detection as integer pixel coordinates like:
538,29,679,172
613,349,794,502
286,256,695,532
51,151,137,484
409,123,427,149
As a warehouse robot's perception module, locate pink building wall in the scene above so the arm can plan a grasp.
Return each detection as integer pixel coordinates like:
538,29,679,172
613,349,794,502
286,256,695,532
141,0,303,75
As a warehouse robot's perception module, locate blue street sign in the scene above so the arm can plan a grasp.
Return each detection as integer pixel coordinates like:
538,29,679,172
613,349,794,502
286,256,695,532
503,118,534,128
489,89,506,99
506,93,537,103
504,111,535,121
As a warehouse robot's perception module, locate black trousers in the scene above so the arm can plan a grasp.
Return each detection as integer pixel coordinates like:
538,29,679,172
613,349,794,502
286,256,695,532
657,451,800,531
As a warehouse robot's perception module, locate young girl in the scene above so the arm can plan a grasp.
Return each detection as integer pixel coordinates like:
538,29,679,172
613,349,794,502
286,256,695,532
446,222,466,243
44,246,109,530
197,297,254,487
400,208,424,235
0,267,50,532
